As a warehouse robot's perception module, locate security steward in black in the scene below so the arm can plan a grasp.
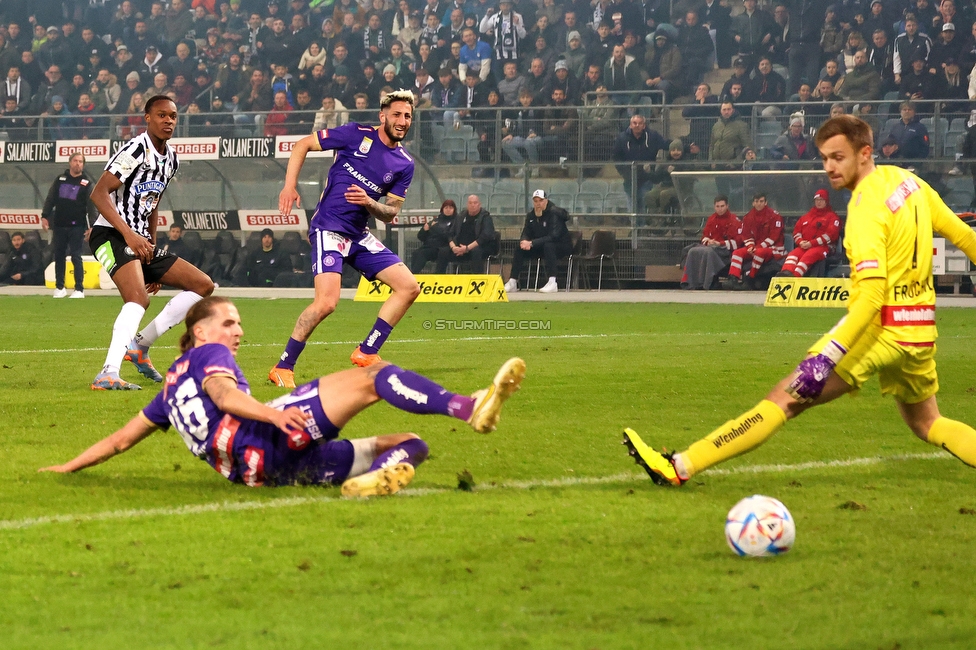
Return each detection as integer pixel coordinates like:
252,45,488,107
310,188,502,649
42,151,96,296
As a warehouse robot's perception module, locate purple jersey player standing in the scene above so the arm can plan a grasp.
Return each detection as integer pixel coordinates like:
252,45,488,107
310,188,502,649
41,296,526,496
269,89,421,389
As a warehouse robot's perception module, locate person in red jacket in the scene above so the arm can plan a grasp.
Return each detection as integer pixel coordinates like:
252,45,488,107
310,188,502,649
680,194,741,290
263,90,293,136
779,189,842,277
724,191,785,289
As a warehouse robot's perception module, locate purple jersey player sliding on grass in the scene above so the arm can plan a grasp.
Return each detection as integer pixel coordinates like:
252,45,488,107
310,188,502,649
269,89,421,389
40,297,526,495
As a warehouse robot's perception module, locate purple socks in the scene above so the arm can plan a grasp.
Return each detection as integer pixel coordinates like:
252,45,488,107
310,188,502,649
369,438,430,472
276,337,306,371
374,365,475,420
360,317,393,355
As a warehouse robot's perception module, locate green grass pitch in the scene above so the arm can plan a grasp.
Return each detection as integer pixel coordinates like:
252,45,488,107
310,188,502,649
2,296,976,649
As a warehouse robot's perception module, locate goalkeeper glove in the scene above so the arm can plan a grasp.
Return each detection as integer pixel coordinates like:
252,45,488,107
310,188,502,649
786,339,847,403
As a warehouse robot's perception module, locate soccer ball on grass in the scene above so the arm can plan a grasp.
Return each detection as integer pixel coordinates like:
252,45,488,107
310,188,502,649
724,495,795,557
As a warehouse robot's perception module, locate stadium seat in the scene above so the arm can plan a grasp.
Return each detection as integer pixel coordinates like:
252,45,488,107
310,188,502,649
549,179,580,196
466,139,482,162
440,137,467,163
0,252,10,279
604,193,630,213
483,231,502,274
575,192,605,213
572,230,621,291
564,230,584,289
0,231,11,254
921,117,948,154
944,176,975,209
207,231,240,286
548,193,575,212
488,192,520,214
494,178,524,195
579,179,610,197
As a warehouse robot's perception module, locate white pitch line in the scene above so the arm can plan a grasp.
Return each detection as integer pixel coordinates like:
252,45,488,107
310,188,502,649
0,451,951,532
0,331,824,356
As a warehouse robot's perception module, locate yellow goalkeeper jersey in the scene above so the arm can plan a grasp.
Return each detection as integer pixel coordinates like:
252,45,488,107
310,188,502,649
845,165,976,344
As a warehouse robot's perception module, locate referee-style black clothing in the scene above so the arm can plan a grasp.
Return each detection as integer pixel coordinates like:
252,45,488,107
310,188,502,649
42,168,97,291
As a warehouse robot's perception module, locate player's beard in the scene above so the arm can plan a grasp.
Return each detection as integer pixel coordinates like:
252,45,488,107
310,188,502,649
383,119,410,143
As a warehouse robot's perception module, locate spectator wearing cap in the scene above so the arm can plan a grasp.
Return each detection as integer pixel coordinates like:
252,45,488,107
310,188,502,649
504,190,572,294
644,28,681,104
820,5,845,67
930,21,964,71
138,45,173,84
116,71,142,114
721,57,756,103
777,189,841,278
862,0,889,39
936,57,968,114
881,101,930,160
326,64,357,107
893,16,932,85
38,26,73,72
900,50,939,98
838,48,882,100
643,138,692,217
731,0,774,71
546,59,580,104
770,115,817,166
561,31,587,81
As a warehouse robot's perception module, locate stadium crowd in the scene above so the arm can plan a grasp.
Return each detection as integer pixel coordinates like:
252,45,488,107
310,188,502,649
1,0,976,136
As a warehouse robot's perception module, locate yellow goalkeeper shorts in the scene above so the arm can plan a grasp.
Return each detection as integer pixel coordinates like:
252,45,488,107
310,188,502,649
809,326,939,404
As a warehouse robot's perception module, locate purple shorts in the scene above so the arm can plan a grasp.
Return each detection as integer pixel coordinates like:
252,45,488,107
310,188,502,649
309,228,402,280
215,380,353,487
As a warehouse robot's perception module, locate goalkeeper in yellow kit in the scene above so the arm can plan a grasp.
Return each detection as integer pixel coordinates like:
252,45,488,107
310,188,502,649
624,115,976,485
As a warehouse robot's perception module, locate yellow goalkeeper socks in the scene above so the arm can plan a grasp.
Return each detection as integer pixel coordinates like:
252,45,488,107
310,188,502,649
678,400,788,478
926,417,976,468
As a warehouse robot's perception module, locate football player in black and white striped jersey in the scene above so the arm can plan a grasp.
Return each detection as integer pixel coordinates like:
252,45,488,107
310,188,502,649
88,96,214,391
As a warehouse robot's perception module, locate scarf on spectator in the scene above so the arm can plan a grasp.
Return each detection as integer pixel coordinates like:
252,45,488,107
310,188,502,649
364,26,385,53
5,77,22,103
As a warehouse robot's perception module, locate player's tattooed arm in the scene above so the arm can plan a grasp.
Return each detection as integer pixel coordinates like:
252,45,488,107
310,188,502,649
344,185,403,223
39,415,158,473
203,375,308,433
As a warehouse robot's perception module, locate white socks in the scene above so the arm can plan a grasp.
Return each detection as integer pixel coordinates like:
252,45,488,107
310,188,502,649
102,302,146,375
135,291,204,349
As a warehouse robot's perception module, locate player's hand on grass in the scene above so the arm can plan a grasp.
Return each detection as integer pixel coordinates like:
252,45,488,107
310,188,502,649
786,340,847,403
279,186,301,213
38,465,71,474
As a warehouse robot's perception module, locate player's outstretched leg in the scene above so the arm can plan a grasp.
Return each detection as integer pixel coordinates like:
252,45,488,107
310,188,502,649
341,435,430,498
624,400,788,485
621,428,684,486
373,358,526,433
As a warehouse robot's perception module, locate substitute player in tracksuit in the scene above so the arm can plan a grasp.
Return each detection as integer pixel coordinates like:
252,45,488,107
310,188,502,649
725,192,784,289
779,188,842,277
624,115,976,486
